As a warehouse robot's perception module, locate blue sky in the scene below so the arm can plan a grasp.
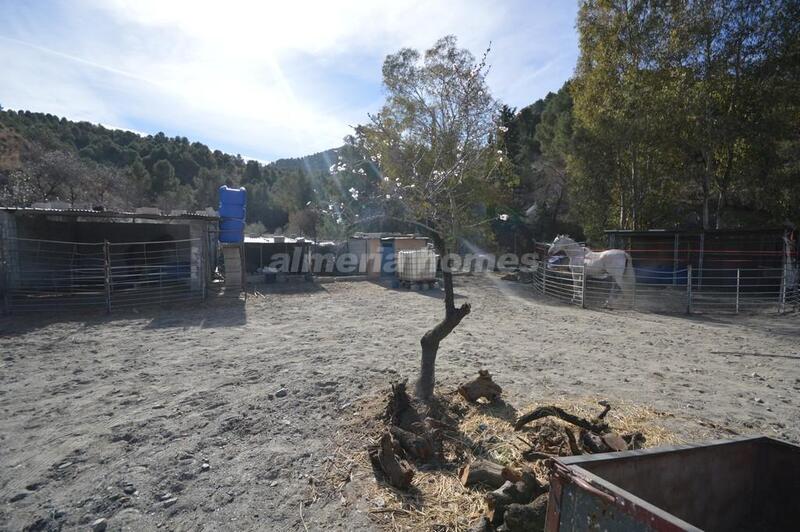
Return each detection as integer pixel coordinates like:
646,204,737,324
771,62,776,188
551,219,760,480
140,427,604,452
0,0,579,162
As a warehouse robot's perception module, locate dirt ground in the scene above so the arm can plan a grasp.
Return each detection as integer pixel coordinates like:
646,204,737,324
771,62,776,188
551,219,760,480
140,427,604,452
1,274,798,531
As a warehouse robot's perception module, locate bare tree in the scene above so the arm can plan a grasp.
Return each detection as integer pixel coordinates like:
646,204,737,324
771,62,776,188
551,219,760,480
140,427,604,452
346,36,508,400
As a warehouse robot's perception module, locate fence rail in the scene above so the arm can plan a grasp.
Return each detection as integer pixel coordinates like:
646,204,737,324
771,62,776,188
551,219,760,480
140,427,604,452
1,237,203,313
533,259,798,315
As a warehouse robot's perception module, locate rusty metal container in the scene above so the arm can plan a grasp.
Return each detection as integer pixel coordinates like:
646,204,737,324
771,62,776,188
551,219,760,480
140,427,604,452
546,436,800,531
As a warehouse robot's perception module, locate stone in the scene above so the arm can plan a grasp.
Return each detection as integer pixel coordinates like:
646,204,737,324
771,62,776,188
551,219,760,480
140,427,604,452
275,388,288,398
91,518,108,532
162,497,178,508
9,492,28,502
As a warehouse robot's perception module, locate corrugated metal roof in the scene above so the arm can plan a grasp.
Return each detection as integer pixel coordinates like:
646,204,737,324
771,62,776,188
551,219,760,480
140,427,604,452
604,227,790,236
350,232,426,240
0,205,219,221
244,236,339,246
244,235,307,244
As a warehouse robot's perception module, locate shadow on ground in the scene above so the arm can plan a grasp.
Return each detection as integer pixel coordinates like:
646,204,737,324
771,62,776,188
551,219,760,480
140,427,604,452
0,296,249,336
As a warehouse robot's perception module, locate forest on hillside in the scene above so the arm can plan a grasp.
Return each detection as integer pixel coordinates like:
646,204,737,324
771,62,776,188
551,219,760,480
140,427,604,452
1,0,798,247
0,108,347,236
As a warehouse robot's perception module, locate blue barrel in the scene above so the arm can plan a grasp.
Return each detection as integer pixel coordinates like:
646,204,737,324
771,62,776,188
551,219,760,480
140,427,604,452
219,203,246,219
219,185,247,206
219,219,245,243
218,185,246,243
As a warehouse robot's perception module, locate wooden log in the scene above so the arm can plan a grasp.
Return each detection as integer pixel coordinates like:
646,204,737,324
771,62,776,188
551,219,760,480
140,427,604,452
369,432,415,490
514,406,608,433
389,425,433,461
522,449,557,461
469,515,494,532
484,469,544,524
458,370,503,402
503,493,549,532
564,427,582,455
595,400,611,421
580,431,611,454
501,466,523,483
460,458,507,489
601,432,628,452
622,431,646,449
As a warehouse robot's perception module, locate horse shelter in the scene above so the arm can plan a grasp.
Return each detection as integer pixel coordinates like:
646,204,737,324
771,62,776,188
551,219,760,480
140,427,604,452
0,206,219,314
533,226,799,314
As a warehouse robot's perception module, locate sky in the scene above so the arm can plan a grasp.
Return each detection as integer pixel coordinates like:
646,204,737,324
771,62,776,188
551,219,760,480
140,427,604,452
0,0,579,162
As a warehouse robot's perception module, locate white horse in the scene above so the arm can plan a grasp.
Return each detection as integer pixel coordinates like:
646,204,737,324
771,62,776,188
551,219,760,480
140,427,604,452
548,235,635,306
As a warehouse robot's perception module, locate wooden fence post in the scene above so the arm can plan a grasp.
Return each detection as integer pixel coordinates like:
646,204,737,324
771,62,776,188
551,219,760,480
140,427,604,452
103,240,111,314
201,231,208,302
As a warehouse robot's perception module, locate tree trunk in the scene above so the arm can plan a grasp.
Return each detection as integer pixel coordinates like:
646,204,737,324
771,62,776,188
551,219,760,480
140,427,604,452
702,159,712,231
416,238,471,400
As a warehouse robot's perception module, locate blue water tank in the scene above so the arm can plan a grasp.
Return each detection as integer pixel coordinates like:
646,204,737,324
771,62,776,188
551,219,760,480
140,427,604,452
218,185,247,243
219,219,246,243
219,203,246,219
219,185,247,206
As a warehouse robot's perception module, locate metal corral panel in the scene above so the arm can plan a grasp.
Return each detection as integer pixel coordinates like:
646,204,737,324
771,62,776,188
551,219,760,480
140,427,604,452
546,436,800,531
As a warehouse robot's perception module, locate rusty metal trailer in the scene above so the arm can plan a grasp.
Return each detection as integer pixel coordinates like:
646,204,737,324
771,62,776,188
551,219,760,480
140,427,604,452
546,436,800,531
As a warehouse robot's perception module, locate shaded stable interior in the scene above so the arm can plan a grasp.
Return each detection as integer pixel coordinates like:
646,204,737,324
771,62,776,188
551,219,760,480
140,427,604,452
243,239,311,275
550,437,800,531
0,208,217,312
606,228,794,292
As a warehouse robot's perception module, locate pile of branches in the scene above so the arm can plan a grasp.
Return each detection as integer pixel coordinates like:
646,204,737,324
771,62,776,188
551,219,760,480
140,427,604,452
368,371,646,532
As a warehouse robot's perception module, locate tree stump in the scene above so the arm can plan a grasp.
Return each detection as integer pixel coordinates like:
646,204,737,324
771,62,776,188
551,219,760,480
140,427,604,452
389,425,433,461
384,380,420,430
369,432,415,490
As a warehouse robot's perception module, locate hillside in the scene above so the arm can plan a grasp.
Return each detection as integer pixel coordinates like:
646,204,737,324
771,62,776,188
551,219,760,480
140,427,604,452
0,110,350,233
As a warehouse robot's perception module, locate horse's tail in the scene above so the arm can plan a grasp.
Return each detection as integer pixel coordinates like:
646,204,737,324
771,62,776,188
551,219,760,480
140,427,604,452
622,253,636,303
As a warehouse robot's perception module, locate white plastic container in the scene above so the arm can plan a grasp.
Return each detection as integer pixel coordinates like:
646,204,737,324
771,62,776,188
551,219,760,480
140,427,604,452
397,249,437,282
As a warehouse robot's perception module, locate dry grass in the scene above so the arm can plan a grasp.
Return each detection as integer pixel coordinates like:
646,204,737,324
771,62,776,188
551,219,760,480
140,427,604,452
325,391,684,532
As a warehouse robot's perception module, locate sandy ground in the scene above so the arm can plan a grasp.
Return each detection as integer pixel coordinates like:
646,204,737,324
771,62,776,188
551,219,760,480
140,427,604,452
1,274,798,531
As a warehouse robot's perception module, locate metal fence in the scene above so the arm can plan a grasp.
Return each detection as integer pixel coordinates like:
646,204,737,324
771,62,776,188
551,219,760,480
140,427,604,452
1,237,204,313
533,249,799,315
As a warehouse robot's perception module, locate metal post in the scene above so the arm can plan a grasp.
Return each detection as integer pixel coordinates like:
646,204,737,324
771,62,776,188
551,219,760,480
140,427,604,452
632,278,637,310
103,240,111,314
241,242,247,301
1,239,9,316
697,232,705,290
542,260,548,296
580,270,587,309
673,233,679,287
779,265,786,314
735,269,740,314
686,265,693,314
